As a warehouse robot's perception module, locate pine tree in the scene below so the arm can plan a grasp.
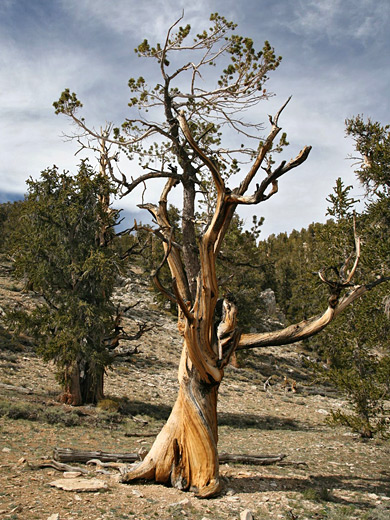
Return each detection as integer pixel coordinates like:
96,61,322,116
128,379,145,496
53,13,387,495
9,163,121,405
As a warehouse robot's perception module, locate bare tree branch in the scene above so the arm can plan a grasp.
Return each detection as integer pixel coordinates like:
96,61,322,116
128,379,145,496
236,97,291,196
178,111,225,194
229,145,312,205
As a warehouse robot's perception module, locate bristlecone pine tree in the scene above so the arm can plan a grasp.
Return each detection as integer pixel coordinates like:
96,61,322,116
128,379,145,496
54,14,389,497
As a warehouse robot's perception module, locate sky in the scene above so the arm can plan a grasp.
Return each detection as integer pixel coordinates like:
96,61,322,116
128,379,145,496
1,0,389,237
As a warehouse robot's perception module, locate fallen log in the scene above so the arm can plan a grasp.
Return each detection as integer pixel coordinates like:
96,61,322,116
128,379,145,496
54,447,286,466
124,432,159,437
219,453,286,465
53,448,143,464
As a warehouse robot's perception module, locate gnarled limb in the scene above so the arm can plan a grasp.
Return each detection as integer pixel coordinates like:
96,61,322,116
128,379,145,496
228,145,312,205
237,280,387,351
237,220,381,351
237,97,291,196
139,178,191,305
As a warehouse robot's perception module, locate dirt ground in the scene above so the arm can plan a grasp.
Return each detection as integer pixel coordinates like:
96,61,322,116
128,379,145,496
0,259,389,520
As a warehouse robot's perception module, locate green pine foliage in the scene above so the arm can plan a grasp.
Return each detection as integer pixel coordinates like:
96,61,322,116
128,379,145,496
216,214,269,331
345,116,390,196
0,201,22,254
250,119,390,438
7,162,122,404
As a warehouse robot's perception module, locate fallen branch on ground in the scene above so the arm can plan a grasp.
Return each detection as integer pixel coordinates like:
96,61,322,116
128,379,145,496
86,459,129,469
53,447,145,464
219,453,286,465
54,447,286,466
124,432,159,437
35,459,89,474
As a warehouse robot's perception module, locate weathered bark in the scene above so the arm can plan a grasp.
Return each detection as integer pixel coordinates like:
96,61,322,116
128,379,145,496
121,344,222,497
218,453,285,465
53,447,144,463
54,447,144,464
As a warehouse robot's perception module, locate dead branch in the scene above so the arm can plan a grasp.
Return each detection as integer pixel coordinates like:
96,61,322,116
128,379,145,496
124,432,159,438
178,111,225,194
151,229,178,305
86,459,129,469
172,278,194,323
219,453,286,465
319,213,361,289
35,459,89,474
106,303,152,352
238,221,389,352
237,97,291,196
53,447,143,464
229,145,312,205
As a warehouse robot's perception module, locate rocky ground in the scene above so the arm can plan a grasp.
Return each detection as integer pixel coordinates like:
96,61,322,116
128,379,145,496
0,257,389,520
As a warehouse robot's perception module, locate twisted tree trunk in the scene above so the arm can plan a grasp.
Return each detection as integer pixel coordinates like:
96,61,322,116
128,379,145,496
122,337,225,496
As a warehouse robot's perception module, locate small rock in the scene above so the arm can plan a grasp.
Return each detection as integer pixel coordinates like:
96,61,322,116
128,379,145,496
74,494,82,501
2,447,11,453
179,498,191,506
63,471,82,479
132,489,144,498
17,457,27,465
47,514,60,520
169,498,191,508
226,496,240,502
49,478,108,492
240,510,254,520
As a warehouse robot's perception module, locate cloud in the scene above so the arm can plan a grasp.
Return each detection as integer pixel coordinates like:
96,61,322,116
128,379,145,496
283,0,390,48
0,0,388,235
60,0,218,40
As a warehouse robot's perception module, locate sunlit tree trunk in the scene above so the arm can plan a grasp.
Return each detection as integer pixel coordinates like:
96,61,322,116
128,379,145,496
123,344,222,496
122,296,240,497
